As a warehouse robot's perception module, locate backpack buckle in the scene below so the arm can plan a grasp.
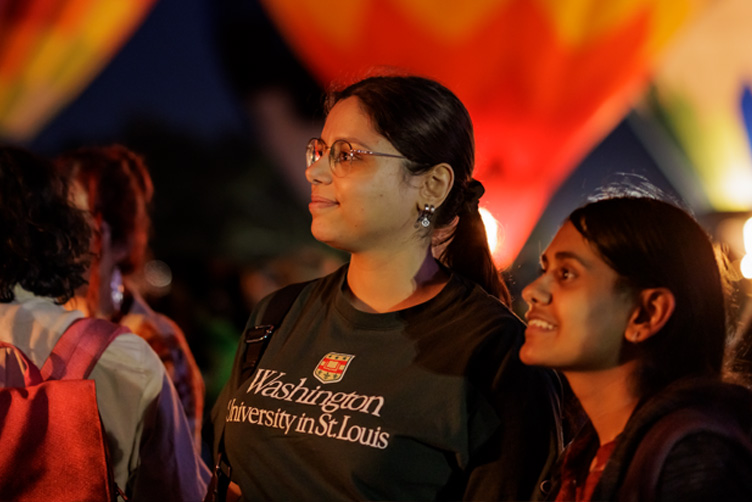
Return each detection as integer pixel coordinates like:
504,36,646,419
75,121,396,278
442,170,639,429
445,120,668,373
244,325,274,344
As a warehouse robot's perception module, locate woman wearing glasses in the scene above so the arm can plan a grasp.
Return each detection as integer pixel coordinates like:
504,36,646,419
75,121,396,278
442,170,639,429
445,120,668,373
521,194,752,501
211,74,561,501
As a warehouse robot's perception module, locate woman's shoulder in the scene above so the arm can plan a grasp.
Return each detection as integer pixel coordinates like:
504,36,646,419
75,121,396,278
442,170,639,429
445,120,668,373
407,274,527,369
441,272,525,326
610,379,752,501
658,430,752,500
96,331,168,385
612,424,752,502
632,378,752,434
250,268,343,322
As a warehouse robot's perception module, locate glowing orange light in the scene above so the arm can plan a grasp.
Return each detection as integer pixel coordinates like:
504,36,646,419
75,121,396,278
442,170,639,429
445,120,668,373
742,217,752,279
480,207,502,257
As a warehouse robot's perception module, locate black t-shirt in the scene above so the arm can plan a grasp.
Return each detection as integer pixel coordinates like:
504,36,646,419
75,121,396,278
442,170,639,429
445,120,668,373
217,265,560,501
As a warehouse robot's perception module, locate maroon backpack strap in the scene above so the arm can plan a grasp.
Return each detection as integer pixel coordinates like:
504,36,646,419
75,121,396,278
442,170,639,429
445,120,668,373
40,318,129,381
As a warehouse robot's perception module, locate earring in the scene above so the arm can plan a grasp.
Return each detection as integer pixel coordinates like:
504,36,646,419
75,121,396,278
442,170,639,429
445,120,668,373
110,266,124,312
416,204,435,228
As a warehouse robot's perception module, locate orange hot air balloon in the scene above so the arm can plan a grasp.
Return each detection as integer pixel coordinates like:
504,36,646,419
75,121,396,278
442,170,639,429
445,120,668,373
0,0,157,143
259,0,708,266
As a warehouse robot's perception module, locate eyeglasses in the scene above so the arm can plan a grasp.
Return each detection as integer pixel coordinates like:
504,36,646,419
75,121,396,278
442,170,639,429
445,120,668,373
306,138,409,177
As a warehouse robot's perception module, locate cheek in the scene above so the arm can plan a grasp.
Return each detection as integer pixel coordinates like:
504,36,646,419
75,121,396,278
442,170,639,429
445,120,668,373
554,295,608,349
579,300,631,358
348,178,406,214
339,167,418,227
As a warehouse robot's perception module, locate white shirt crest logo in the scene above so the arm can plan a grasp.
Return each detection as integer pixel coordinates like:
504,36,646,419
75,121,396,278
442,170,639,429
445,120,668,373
313,352,354,384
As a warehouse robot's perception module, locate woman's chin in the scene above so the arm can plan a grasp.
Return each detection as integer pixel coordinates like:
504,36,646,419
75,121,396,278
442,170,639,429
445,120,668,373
518,342,546,367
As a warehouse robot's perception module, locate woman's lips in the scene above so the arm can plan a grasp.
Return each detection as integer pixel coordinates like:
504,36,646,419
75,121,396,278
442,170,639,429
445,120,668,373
309,195,338,212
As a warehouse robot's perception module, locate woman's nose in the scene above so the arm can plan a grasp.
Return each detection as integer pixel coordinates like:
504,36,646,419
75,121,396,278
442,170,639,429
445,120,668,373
305,155,332,185
522,276,551,306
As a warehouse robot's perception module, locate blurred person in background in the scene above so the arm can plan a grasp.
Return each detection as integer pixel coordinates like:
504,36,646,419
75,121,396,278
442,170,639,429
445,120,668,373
56,144,205,449
0,144,209,499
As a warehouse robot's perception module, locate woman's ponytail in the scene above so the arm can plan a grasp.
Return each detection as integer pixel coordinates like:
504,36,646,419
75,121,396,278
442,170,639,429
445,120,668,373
437,180,510,305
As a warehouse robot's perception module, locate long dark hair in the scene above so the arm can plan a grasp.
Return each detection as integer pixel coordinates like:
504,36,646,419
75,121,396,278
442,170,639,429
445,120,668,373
569,196,727,398
326,75,510,304
0,145,92,303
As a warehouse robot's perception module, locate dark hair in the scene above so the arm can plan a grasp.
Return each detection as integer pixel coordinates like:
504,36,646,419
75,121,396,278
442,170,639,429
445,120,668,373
55,144,154,275
0,145,92,303
326,74,510,304
569,196,727,398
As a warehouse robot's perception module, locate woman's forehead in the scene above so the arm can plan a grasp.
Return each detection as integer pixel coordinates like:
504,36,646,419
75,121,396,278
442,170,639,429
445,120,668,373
323,98,380,144
543,222,603,270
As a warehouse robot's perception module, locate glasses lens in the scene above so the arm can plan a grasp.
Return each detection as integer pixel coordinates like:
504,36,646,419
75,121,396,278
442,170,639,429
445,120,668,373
330,140,353,177
306,139,321,168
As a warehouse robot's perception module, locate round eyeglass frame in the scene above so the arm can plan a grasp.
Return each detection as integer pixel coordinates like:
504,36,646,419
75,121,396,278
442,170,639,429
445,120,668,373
306,137,410,177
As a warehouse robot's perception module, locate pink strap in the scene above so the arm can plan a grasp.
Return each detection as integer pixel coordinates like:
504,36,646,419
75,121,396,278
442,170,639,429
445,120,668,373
1,341,44,386
40,318,128,380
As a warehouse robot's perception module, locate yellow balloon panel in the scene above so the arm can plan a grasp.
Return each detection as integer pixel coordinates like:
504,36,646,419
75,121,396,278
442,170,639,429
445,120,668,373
652,0,752,211
539,0,702,51
0,0,157,142
394,0,509,42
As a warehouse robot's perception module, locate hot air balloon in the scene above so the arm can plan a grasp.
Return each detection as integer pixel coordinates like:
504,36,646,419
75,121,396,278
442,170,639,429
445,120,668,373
258,0,709,265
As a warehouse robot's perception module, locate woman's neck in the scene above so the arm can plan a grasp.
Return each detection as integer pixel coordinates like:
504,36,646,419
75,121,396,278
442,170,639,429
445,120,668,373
565,364,641,446
346,246,449,313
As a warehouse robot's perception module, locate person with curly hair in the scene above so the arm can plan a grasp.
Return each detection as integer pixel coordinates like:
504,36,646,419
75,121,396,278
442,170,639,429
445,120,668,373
0,145,209,500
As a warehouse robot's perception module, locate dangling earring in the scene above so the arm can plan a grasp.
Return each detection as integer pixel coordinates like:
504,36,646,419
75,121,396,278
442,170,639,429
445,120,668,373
415,204,435,228
110,266,124,313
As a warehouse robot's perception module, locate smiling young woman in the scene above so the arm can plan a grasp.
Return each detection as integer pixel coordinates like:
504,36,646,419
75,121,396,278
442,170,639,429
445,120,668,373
210,73,563,501
521,195,752,502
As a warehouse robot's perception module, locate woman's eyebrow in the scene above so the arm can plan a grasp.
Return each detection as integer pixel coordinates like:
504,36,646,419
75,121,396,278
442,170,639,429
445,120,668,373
553,250,591,269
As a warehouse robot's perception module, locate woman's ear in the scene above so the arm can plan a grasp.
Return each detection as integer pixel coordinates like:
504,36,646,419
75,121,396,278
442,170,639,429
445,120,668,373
625,288,676,343
420,163,454,208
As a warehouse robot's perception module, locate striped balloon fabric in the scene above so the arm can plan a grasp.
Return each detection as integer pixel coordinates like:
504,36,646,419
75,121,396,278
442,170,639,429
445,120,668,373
0,0,157,142
258,0,710,265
